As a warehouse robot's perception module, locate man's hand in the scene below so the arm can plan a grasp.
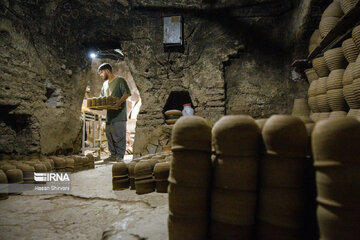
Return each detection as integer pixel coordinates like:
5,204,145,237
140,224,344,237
113,99,122,109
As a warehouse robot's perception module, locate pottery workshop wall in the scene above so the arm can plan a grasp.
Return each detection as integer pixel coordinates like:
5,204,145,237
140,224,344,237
0,0,330,156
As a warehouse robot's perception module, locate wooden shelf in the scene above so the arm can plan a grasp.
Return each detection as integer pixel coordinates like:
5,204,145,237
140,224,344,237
308,2,360,60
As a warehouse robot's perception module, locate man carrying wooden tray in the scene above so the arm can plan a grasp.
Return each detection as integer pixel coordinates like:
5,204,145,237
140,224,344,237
98,63,131,162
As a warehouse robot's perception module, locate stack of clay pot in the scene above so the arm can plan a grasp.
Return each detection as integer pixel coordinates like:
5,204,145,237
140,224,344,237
17,164,35,184
86,154,95,169
73,155,83,172
6,169,24,195
168,116,212,240
211,115,261,239
50,156,66,172
350,35,360,119
339,0,358,14
319,1,343,38
134,160,155,194
165,110,182,125
304,68,319,84
353,25,360,49
324,48,348,118
312,118,360,239
258,115,313,239
153,162,170,193
0,170,8,200
112,162,129,190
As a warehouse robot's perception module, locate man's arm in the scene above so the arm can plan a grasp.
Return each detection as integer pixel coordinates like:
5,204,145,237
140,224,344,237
114,93,130,108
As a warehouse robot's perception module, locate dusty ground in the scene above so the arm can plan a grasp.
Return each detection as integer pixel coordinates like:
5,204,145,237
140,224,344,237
0,159,168,240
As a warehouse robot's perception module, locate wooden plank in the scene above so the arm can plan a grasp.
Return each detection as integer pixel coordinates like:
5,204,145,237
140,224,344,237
308,2,360,60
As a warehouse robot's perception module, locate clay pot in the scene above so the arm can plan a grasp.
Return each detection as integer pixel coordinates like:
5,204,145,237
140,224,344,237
344,84,360,108
112,162,129,190
317,204,360,239
168,183,209,218
164,109,182,117
171,116,212,152
316,77,328,95
310,29,322,45
324,48,347,71
308,44,318,54
326,69,344,90
322,1,344,19
308,79,318,97
168,214,208,240
342,62,354,85
305,68,319,84
340,0,358,14
0,170,8,200
16,165,35,184
326,89,349,111
166,119,177,125
211,187,256,226
352,55,360,79
52,157,66,172
318,112,331,121
210,220,253,240
312,57,330,77
312,118,360,163
329,111,348,119
153,162,170,193
353,78,360,102
34,163,47,172
319,17,339,38
308,97,319,113
0,164,16,173
347,108,360,118
353,25,360,49
342,38,359,63
291,98,310,117
64,157,74,172
262,115,308,158
6,169,23,184
316,94,331,112
212,115,261,157
134,160,154,194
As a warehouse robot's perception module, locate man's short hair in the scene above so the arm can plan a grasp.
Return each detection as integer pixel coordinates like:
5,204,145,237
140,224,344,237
98,63,112,72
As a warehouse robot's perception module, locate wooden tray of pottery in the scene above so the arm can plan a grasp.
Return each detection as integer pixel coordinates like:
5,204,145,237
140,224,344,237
88,105,120,110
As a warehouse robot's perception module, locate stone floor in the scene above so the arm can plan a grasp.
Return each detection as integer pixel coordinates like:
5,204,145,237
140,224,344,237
0,158,168,240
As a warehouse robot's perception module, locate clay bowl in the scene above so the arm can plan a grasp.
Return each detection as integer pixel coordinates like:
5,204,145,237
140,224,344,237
324,48,347,71
312,57,330,77
326,69,344,90
212,115,261,157
305,68,319,84
322,1,344,19
353,25,360,50
262,115,308,158
319,17,340,38
342,63,355,85
308,79,318,97
343,84,360,109
308,97,319,113
326,89,349,111
316,94,331,112
316,77,328,95
342,38,359,63
340,0,358,14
